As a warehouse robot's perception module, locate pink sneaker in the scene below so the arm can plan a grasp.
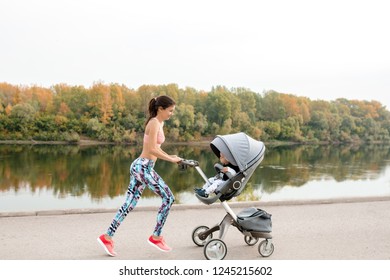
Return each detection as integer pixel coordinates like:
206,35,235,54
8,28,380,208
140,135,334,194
97,234,117,256
147,236,172,252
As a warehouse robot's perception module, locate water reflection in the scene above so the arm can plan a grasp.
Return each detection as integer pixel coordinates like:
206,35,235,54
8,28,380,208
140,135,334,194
1,143,390,211
258,144,390,193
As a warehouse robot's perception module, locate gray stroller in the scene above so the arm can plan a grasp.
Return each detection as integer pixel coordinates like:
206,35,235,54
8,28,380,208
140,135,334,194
179,132,274,260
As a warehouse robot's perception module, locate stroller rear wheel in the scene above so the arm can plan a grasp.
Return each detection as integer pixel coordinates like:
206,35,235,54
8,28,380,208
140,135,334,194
244,236,259,246
192,226,213,247
258,239,274,257
204,239,227,260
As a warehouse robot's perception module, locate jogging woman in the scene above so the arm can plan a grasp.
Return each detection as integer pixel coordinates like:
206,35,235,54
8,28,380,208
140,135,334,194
97,95,182,256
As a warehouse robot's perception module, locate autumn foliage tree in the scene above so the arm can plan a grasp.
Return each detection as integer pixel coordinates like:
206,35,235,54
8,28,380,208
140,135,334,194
0,82,389,143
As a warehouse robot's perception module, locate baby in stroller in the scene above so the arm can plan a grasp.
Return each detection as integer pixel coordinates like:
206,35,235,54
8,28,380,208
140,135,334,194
194,152,240,197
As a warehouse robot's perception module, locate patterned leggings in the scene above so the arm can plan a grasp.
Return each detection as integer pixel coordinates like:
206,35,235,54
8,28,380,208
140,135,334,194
107,157,175,237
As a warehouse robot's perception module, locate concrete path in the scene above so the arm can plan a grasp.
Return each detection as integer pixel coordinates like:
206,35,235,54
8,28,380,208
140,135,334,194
1,197,390,260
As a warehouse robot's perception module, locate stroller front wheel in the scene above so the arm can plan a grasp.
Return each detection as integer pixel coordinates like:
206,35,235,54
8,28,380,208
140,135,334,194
192,226,213,247
204,239,227,260
244,236,259,246
258,239,274,257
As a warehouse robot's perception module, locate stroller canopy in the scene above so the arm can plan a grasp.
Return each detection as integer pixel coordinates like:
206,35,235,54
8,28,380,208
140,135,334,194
210,132,265,172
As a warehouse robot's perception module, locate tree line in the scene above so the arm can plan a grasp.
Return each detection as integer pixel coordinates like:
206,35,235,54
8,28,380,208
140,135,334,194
1,82,389,143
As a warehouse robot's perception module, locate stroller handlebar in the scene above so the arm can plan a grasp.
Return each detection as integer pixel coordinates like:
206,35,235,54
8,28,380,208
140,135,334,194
178,159,199,171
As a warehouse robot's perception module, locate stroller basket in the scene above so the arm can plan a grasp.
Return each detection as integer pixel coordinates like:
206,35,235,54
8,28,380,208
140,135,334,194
237,207,272,233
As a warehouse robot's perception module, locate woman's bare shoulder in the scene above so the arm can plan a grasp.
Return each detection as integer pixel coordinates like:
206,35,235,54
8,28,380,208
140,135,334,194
146,118,160,133
148,118,160,126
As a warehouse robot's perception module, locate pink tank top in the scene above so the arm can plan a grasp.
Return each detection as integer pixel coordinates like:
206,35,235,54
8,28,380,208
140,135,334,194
143,128,165,145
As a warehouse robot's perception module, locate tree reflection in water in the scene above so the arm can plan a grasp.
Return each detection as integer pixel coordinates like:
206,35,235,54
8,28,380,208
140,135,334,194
0,143,389,210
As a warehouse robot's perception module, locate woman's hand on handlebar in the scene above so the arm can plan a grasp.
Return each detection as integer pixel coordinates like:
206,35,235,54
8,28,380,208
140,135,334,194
171,155,183,163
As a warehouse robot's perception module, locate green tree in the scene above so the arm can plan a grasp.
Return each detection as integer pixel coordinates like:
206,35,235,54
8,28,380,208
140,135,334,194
207,88,232,128
259,90,285,121
51,84,89,118
279,117,303,141
193,112,208,139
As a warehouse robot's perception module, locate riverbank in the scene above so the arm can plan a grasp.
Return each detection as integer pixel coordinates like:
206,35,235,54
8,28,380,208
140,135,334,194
1,195,390,218
0,138,212,146
0,138,373,147
0,139,113,145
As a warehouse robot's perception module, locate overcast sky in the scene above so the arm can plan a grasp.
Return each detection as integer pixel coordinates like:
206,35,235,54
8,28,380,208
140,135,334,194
1,0,389,109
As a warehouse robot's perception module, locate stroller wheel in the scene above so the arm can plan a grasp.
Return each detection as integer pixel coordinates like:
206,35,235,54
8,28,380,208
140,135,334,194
244,236,259,246
192,226,213,247
258,239,274,257
204,239,227,260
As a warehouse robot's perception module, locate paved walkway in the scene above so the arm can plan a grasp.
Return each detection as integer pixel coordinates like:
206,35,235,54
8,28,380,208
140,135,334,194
1,196,390,260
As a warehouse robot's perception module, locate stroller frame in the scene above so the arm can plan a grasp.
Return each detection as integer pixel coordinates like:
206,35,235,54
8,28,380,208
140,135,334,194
180,157,274,260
